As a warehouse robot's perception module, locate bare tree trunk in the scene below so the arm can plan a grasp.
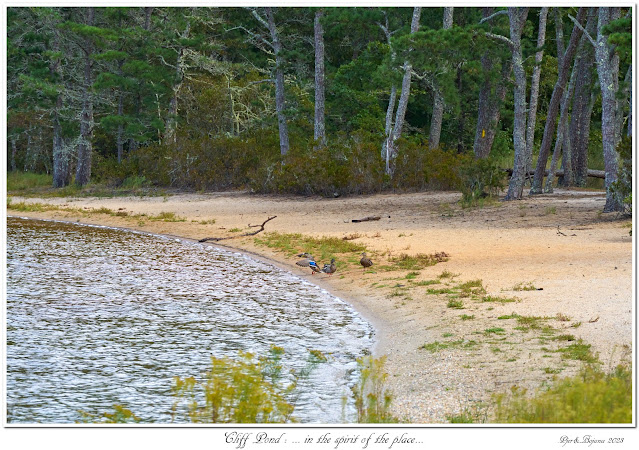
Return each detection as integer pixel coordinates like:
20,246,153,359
379,14,398,173
428,7,453,149
75,7,95,187
387,7,421,173
10,138,17,172
51,27,69,187
264,8,290,156
594,7,622,211
569,8,598,186
504,7,530,200
313,10,326,146
628,64,632,137
523,7,549,183
165,22,190,145
530,7,587,194
473,7,512,159
546,56,577,191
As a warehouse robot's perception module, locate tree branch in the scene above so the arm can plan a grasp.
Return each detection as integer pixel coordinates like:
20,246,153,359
479,9,508,24
199,216,277,242
485,32,514,49
568,14,596,46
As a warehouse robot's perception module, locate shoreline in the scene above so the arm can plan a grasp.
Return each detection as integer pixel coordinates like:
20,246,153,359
7,190,633,423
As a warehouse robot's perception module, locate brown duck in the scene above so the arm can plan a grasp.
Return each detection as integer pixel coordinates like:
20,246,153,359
322,258,337,276
360,252,373,268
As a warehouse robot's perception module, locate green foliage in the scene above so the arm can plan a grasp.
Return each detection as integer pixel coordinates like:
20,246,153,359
493,365,632,423
351,356,397,423
457,157,506,207
172,346,299,423
78,404,143,424
7,171,52,191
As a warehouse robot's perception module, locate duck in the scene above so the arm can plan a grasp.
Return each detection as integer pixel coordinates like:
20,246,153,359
309,260,322,275
360,252,373,268
296,254,314,267
322,258,337,276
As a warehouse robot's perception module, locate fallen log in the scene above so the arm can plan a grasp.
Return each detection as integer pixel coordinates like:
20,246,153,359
503,168,605,179
352,215,389,223
199,216,277,242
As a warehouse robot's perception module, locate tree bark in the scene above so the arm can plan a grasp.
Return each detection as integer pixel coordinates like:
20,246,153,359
165,22,190,145
10,138,17,172
530,7,587,194
473,7,512,159
388,7,421,173
524,7,549,179
75,7,95,187
428,7,454,150
569,8,598,186
379,14,398,174
504,7,530,200
265,8,290,156
546,52,577,191
594,7,622,211
51,19,69,188
313,10,326,146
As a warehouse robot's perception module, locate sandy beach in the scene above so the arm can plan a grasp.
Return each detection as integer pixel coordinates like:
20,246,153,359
7,189,633,423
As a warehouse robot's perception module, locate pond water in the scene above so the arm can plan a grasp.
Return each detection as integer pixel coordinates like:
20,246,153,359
6,217,374,423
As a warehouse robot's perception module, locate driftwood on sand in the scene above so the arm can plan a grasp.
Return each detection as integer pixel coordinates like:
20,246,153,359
199,216,277,242
352,215,390,223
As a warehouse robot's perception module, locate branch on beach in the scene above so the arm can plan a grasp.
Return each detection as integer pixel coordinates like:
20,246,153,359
352,215,390,223
199,216,277,242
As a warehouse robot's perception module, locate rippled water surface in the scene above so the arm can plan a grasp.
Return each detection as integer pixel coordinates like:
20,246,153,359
6,217,374,423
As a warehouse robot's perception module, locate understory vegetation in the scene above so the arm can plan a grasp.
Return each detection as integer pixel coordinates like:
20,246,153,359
78,348,397,424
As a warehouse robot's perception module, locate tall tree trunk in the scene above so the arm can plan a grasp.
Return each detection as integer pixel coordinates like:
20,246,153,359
530,7,587,194
263,8,290,157
628,64,632,137
379,14,398,173
388,7,421,173
165,22,190,145
546,55,577,191
504,7,530,200
473,7,512,159
10,138,17,172
313,10,326,146
75,7,95,187
51,20,69,188
569,8,598,186
595,7,622,212
428,7,454,149
523,7,549,182
382,85,397,173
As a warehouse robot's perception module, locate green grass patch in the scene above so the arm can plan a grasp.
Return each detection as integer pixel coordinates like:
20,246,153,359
482,295,519,304
255,232,367,261
493,365,631,423
389,252,449,270
437,270,458,279
558,340,598,363
515,315,551,331
413,279,439,286
512,282,537,291
148,211,186,222
460,314,475,321
427,287,457,295
459,279,486,297
447,299,464,309
498,314,518,320
484,327,506,335
420,339,477,352
7,171,52,191
404,271,420,280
